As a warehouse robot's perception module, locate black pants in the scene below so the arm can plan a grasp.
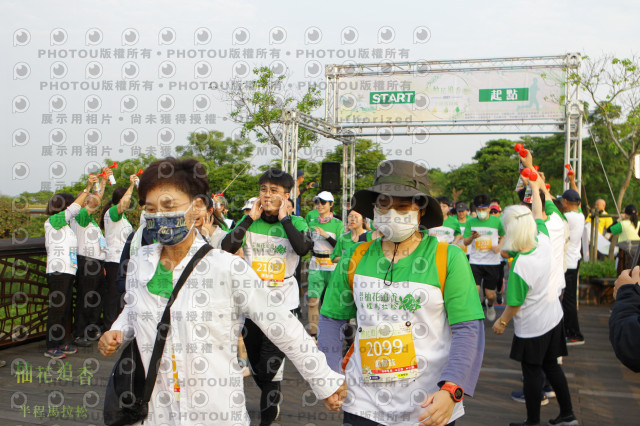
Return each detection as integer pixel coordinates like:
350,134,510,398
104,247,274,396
243,318,286,425
46,272,75,349
74,255,104,339
103,261,124,330
343,412,456,425
522,359,573,424
562,262,583,339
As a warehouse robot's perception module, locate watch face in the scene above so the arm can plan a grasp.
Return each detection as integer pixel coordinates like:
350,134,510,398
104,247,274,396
454,388,463,400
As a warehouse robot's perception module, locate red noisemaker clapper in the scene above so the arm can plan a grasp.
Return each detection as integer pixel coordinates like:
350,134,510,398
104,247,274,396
134,168,143,188
514,143,533,202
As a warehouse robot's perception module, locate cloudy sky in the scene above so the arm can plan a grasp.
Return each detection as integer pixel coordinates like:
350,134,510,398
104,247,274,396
2,0,637,195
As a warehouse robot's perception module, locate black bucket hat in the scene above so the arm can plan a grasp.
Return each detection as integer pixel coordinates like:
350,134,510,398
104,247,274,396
351,159,443,229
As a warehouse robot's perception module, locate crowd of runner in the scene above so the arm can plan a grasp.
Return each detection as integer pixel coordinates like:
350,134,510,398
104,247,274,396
40,145,640,425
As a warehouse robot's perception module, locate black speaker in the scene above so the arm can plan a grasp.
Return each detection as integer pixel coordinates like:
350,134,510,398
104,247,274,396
321,162,341,193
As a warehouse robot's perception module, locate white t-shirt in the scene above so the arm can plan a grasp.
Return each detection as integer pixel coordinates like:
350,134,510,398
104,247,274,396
544,201,569,296
104,206,133,263
564,211,585,269
507,220,564,338
463,215,505,265
45,203,81,275
70,207,107,261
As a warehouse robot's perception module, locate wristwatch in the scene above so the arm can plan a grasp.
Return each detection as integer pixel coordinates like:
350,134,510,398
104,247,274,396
440,383,464,402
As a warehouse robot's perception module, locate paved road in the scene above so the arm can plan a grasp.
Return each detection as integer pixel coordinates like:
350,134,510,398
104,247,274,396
0,304,637,425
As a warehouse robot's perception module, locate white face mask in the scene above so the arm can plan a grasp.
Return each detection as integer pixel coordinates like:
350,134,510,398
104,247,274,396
373,208,420,243
477,211,489,220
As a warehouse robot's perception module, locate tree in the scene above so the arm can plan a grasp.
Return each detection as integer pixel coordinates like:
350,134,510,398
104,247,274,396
176,130,253,167
443,139,522,205
569,55,640,208
221,66,323,151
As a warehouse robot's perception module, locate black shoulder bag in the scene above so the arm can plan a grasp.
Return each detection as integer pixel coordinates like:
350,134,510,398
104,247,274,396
104,244,213,426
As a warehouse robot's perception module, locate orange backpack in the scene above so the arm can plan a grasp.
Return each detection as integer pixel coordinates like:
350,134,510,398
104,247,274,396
341,240,449,372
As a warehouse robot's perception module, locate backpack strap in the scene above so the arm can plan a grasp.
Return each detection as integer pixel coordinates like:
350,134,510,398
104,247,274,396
436,241,448,296
348,240,375,292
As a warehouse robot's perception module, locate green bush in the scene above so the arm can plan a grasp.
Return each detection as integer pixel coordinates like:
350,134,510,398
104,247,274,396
579,259,617,279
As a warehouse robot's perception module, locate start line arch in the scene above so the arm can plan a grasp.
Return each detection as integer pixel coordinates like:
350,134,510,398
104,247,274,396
281,54,583,220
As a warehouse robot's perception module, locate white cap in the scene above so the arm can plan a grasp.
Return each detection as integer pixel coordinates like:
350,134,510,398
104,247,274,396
314,191,334,202
242,197,258,210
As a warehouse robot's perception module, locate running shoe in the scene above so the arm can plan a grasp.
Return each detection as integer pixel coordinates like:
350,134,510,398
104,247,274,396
59,344,78,354
44,348,66,359
511,391,549,405
548,414,579,425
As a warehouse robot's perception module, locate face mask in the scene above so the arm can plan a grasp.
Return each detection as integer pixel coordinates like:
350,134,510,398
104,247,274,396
477,211,489,220
145,204,194,246
373,209,420,243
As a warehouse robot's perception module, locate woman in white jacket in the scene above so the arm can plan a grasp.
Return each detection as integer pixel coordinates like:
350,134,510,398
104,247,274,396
99,157,345,426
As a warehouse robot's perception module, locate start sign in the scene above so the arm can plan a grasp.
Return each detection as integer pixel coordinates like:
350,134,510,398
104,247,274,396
370,91,416,105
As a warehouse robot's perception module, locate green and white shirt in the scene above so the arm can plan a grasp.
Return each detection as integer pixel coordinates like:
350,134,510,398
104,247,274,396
305,208,320,225
463,216,505,265
321,233,483,424
610,219,640,242
238,214,309,310
45,203,81,275
507,220,563,338
331,231,371,262
104,206,133,263
70,207,107,260
428,216,461,243
308,216,343,271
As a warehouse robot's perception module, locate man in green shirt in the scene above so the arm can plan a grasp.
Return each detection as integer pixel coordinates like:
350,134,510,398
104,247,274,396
463,194,505,322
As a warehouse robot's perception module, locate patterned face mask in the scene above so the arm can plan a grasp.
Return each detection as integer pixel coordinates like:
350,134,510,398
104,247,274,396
144,204,194,246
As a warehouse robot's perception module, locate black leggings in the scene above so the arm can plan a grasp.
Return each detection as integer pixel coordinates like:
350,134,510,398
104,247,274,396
74,256,104,339
522,359,573,424
45,273,75,349
103,262,124,330
243,318,286,425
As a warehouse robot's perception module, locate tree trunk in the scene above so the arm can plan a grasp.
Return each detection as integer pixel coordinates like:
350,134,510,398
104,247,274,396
616,157,635,213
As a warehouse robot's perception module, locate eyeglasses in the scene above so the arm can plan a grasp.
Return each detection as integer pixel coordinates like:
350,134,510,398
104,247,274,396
144,200,191,214
259,186,285,195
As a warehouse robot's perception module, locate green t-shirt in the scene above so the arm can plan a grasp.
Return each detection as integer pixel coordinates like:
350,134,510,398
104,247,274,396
147,262,173,299
320,232,484,324
331,231,371,261
305,209,320,225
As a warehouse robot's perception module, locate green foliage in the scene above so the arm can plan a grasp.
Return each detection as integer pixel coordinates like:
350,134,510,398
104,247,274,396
0,197,31,239
226,66,323,150
579,259,617,279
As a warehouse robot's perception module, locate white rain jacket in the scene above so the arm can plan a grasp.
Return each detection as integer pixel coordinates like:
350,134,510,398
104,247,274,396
110,235,343,425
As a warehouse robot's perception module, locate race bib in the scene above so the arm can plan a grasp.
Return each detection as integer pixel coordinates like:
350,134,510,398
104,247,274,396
475,236,492,251
315,256,333,266
69,248,78,268
251,255,286,286
359,322,418,383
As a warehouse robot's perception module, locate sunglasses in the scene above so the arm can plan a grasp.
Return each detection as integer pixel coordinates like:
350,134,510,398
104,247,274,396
314,199,329,205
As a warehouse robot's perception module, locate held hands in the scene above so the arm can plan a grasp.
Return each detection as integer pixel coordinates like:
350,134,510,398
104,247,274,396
418,389,455,426
129,174,138,186
323,381,347,412
470,231,480,241
98,330,124,356
614,266,640,299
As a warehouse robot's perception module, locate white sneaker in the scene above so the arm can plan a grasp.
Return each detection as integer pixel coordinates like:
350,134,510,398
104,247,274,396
486,302,496,321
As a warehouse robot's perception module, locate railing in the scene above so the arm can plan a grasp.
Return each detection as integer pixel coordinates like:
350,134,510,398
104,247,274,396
0,237,49,348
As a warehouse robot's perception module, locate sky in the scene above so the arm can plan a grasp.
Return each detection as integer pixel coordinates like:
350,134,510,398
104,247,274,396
2,0,638,196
